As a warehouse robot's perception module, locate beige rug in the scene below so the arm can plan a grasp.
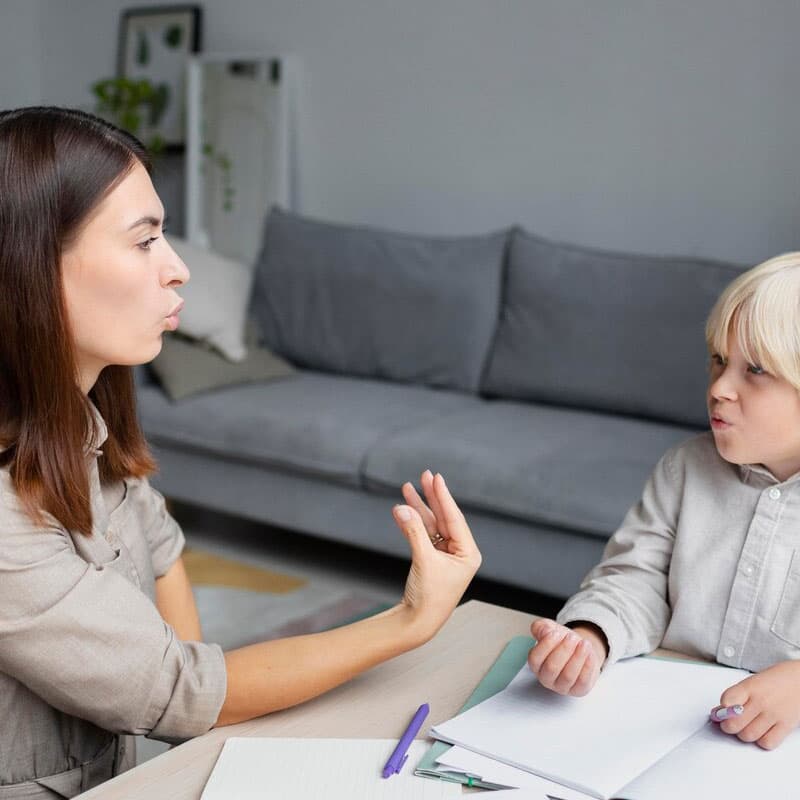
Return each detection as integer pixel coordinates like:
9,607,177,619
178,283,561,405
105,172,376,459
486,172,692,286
183,547,391,651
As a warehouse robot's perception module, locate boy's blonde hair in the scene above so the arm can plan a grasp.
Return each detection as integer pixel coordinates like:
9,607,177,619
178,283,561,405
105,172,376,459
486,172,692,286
706,252,800,390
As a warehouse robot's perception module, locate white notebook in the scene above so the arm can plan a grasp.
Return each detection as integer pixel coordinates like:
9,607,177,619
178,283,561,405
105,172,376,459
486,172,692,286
431,656,800,800
200,737,461,800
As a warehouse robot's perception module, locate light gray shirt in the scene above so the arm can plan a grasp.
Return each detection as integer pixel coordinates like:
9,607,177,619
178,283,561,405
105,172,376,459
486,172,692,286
558,432,800,672
0,405,227,797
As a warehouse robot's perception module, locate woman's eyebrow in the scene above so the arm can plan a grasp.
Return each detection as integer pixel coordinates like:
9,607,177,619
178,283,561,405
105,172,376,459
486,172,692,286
126,214,167,231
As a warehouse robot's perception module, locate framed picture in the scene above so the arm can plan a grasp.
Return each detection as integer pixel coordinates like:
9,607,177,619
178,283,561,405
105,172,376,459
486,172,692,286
117,5,202,150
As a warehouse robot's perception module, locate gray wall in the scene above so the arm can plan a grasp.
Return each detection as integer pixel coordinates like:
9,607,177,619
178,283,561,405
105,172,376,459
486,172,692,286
0,0,42,107
3,0,799,262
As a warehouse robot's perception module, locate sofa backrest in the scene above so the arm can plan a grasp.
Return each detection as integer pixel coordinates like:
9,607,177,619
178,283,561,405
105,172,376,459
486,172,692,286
250,208,507,393
481,228,746,427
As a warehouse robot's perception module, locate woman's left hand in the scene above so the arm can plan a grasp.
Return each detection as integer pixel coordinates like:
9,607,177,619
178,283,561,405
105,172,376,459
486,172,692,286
391,470,482,641
714,660,800,749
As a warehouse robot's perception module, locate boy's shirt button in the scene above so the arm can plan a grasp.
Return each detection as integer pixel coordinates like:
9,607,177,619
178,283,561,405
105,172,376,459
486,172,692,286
769,487,781,500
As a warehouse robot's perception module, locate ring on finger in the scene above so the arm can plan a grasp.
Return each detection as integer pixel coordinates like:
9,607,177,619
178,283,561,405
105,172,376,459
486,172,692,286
429,531,446,546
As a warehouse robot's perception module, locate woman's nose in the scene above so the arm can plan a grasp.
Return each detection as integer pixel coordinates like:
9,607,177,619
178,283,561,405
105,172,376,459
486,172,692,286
163,251,190,288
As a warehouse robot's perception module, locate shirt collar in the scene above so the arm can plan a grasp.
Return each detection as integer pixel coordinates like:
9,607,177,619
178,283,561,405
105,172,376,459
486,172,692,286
738,462,800,487
86,399,109,455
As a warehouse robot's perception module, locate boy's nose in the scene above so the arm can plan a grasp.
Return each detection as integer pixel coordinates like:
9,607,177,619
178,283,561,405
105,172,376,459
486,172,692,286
709,372,737,401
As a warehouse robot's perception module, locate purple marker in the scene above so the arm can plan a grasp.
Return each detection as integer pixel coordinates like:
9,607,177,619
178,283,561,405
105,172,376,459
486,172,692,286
382,703,430,778
710,704,744,722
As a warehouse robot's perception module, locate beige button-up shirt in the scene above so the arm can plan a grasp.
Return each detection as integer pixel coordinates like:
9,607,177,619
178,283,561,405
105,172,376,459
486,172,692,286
559,432,800,672
0,405,227,798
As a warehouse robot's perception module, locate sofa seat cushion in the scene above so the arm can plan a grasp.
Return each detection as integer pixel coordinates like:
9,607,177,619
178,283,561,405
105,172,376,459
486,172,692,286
137,371,479,487
363,400,696,538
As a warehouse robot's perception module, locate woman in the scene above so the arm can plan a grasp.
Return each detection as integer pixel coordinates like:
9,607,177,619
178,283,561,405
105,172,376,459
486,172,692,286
0,106,481,798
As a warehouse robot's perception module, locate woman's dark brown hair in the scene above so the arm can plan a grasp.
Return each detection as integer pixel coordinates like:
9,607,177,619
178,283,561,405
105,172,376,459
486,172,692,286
0,106,156,535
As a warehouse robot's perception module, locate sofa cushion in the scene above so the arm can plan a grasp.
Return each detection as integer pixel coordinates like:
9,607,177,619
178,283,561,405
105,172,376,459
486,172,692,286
148,332,296,401
137,372,479,487
363,399,696,538
249,208,508,393
481,228,745,427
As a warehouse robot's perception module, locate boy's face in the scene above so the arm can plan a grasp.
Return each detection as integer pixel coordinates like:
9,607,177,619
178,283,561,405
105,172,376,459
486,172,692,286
708,334,800,481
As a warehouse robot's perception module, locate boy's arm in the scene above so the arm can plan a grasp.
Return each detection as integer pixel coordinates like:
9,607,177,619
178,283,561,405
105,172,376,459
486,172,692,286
556,446,682,666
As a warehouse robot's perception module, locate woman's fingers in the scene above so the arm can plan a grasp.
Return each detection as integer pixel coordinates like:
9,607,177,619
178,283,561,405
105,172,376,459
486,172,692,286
421,470,447,533
392,505,434,561
399,471,479,566
432,473,479,556
401,481,438,538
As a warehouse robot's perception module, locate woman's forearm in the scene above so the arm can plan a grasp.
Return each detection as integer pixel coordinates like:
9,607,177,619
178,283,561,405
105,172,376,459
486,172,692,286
155,557,203,641
215,603,427,726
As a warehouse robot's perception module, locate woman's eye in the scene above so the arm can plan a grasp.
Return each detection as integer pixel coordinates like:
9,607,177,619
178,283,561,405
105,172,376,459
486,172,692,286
710,353,726,367
138,236,159,251
747,364,765,375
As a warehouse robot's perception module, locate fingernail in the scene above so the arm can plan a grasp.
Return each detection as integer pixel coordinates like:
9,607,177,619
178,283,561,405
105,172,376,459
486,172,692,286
396,506,411,521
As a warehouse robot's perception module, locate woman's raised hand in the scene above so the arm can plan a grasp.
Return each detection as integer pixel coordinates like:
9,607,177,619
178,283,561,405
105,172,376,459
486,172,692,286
392,470,482,641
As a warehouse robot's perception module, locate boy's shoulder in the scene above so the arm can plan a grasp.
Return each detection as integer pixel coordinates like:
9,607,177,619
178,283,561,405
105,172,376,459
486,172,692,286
661,430,731,478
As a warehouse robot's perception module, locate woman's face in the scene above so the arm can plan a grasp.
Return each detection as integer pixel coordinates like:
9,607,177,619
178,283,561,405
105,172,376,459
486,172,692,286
61,160,189,392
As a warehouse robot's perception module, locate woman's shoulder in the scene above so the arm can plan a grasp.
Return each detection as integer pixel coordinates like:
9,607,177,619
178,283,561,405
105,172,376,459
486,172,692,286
0,474,73,566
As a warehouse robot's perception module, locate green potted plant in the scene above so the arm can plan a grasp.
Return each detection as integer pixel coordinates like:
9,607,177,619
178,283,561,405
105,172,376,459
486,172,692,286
91,76,169,155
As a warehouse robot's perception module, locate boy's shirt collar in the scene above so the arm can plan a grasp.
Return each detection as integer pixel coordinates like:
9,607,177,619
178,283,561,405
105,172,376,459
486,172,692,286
738,461,800,487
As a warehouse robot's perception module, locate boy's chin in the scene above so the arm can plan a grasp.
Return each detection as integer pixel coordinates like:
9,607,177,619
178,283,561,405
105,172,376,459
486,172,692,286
711,437,747,466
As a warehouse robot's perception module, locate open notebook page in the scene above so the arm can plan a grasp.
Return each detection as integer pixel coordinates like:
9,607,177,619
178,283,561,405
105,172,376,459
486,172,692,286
616,720,800,800
200,738,461,800
431,656,748,800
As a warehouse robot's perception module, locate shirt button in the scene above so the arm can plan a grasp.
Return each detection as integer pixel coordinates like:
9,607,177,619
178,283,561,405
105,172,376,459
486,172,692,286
743,564,754,576
769,487,781,500
723,645,735,658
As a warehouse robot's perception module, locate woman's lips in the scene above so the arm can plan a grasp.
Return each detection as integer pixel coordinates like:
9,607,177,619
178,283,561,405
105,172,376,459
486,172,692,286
164,300,184,331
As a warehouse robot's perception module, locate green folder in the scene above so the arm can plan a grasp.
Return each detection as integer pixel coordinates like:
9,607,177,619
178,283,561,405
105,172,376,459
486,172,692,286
415,635,535,790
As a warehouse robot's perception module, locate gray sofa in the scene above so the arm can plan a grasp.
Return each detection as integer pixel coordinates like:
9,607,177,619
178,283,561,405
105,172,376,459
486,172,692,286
136,209,744,598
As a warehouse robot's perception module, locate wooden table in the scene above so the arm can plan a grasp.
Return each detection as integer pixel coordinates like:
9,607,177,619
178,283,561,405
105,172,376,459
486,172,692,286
79,600,536,799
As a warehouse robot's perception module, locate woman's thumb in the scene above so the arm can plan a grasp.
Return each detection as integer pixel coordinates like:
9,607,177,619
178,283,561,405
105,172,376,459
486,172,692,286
393,505,431,560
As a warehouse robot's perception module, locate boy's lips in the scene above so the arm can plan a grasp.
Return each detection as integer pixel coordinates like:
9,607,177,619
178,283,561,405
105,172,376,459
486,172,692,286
710,414,732,430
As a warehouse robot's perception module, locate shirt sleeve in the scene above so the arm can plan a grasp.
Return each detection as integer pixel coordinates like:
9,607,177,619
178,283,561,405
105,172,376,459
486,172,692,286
556,446,682,665
0,496,227,741
126,476,185,579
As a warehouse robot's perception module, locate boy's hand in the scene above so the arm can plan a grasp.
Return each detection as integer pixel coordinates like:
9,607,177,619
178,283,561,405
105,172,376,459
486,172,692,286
715,660,800,750
528,618,608,696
